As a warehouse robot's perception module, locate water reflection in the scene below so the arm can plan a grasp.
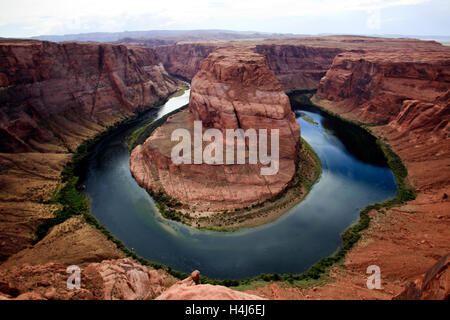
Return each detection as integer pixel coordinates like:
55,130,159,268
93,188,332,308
83,91,397,279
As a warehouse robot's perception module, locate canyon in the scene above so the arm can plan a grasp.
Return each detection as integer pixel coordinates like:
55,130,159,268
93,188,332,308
153,36,447,91
0,40,179,153
316,50,450,124
130,48,302,222
153,40,342,90
0,39,180,262
0,36,449,300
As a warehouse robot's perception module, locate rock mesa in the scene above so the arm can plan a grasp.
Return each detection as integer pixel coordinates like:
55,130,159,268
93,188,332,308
130,48,300,212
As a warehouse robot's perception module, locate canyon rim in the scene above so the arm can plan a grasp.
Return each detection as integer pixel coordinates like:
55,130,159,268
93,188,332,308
0,11,448,305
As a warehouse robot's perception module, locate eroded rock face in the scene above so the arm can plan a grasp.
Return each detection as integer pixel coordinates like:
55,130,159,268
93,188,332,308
0,263,263,300
154,37,445,94
254,44,342,91
154,43,219,80
314,46,450,192
130,48,300,212
156,270,264,300
317,50,450,124
0,40,179,152
0,258,178,300
306,44,450,301
0,39,179,262
154,42,341,91
84,259,172,300
390,91,450,139
189,48,300,153
394,253,450,300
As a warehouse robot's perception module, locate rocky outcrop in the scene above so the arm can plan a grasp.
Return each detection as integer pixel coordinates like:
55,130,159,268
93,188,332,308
0,258,178,300
154,36,445,94
0,39,179,153
154,42,340,91
390,91,450,138
0,216,124,269
84,259,174,300
154,43,219,80
156,270,264,300
296,42,449,300
0,39,180,262
0,262,263,300
394,253,449,300
314,46,450,191
131,48,300,213
317,50,450,124
189,48,300,145
254,44,342,91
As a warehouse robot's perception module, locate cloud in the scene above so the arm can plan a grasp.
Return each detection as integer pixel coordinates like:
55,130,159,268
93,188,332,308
0,0,440,37
367,9,381,30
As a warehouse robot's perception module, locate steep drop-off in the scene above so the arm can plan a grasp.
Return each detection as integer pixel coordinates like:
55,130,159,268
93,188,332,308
247,42,449,300
0,40,179,153
1,36,449,300
254,44,342,91
317,50,450,124
0,40,180,262
153,42,340,91
153,36,446,93
154,43,220,81
130,48,301,223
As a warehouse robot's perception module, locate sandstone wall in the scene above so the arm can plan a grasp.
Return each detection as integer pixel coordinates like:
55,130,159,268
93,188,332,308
130,48,301,212
317,51,450,124
0,40,179,152
0,39,179,262
154,43,220,80
154,42,342,91
254,44,342,91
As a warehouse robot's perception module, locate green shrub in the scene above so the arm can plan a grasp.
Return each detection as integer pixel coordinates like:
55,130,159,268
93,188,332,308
34,91,419,288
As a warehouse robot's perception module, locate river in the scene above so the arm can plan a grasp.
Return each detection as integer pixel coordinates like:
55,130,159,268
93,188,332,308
83,89,397,279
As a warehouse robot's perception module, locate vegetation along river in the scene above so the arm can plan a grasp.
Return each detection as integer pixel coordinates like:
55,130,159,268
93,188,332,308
83,88,397,279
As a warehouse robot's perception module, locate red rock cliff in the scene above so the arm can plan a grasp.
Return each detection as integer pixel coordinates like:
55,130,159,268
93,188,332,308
189,48,300,154
317,50,450,124
0,39,179,262
154,37,447,96
130,48,300,213
0,40,179,153
154,43,219,80
154,41,342,91
254,44,342,91
302,43,450,301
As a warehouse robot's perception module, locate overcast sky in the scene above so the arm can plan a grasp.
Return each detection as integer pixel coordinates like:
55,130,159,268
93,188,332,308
0,0,449,38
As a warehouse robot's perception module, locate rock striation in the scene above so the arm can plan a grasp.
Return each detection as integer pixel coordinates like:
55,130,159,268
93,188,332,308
154,43,219,80
254,44,342,91
0,261,263,300
314,47,450,192
154,42,341,91
153,36,446,93
0,258,178,300
300,42,450,300
317,50,450,124
0,39,179,153
156,270,264,300
131,48,300,213
0,39,179,262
